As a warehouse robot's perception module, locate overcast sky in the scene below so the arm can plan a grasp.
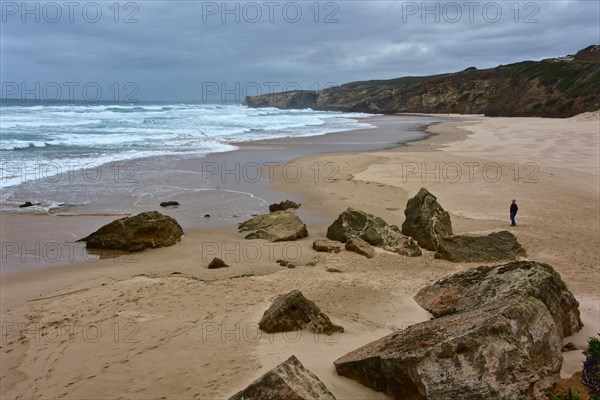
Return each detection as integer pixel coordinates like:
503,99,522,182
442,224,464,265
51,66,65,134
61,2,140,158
1,0,598,102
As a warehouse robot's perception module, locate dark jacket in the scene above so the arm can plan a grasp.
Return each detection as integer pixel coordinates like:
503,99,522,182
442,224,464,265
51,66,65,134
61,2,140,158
510,203,518,213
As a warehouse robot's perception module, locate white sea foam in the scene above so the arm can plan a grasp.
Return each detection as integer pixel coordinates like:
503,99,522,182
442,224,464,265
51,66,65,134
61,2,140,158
0,103,374,188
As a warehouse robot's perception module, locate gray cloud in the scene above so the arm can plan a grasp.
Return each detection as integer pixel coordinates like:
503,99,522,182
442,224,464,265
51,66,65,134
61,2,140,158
1,0,598,101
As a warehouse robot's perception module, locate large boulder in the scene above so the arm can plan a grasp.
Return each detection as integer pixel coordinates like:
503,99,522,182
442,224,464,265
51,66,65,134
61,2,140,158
81,211,183,251
334,297,562,400
434,231,527,262
239,211,308,242
345,237,375,258
259,290,343,335
326,208,421,257
269,200,301,212
415,260,583,338
401,188,453,251
229,355,336,400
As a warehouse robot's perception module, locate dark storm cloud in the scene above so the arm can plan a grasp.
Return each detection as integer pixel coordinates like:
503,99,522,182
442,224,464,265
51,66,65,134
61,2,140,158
1,0,598,101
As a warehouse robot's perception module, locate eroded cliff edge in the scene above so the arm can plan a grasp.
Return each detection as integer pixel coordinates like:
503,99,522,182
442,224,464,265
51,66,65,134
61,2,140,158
246,45,599,118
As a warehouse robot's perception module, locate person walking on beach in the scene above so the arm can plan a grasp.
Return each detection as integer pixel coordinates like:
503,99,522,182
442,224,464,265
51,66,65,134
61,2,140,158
510,199,518,226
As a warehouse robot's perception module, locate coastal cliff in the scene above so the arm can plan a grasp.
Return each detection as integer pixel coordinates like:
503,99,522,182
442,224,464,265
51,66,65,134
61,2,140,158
246,45,599,117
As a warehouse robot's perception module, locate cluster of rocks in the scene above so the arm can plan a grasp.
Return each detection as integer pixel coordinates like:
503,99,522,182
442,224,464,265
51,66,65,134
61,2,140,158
227,190,583,399
228,260,582,399
78,190,527,266
402,187,528,262
333,261,583,399
314,188,526,263
78,194,583,399
77,190,527,267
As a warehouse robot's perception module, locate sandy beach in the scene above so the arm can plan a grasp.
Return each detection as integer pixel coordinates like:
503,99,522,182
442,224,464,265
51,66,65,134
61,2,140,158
1,113,599,399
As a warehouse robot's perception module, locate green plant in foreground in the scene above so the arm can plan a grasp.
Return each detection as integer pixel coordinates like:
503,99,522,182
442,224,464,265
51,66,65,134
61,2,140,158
583,334,600,396
549,388,581,400
586,335,600,359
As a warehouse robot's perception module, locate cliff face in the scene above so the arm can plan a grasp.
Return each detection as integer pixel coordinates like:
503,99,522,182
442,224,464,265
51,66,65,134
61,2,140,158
246,45,600,117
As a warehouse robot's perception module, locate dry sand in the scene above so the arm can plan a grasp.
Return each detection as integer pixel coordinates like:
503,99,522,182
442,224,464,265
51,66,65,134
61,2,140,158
1,113,599,399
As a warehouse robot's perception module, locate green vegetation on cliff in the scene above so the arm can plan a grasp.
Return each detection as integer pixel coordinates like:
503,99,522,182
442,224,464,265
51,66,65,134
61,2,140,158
246,45,599,118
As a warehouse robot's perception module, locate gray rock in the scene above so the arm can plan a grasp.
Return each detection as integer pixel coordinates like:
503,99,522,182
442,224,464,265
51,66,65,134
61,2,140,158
434,231,527,262
401,187,453,251
239,211,308,242
415,260,583,338
80,211,183,251
345,237,375,258
229,355,336,400
270,200,301,212
334,297,562,400
259,290,343,335
313,239,343,253
326,208,421,256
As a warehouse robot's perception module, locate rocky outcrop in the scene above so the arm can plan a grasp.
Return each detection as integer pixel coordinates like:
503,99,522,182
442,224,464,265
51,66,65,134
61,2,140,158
207,257,229,269
239,211,308,242
246,46,600,118
334,297,562,400
401,187,452,251
326,208,421,256
269,200,301,212
229,355,336,400
312,239,343,253
259,290,343,335
160,201,179,207
245,91,317,109
80,211,183,251
415,261,583,337
434,230,526,262
345,237,375,258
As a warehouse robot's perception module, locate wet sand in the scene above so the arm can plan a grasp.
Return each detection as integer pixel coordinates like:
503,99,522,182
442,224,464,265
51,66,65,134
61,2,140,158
0,115,442,273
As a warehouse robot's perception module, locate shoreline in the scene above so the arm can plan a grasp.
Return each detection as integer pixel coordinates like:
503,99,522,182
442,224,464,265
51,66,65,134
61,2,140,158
0,114,443,274
1,112,598,399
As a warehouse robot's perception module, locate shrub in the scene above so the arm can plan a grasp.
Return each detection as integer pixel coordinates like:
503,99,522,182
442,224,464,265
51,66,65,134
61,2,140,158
582,334,600,396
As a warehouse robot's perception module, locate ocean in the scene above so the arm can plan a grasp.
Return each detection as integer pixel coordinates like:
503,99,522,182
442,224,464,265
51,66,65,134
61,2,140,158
0,102,434,226
0,102,373,187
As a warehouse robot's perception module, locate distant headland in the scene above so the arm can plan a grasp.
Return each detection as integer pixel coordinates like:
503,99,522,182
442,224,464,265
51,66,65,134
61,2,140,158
246,45,600,118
